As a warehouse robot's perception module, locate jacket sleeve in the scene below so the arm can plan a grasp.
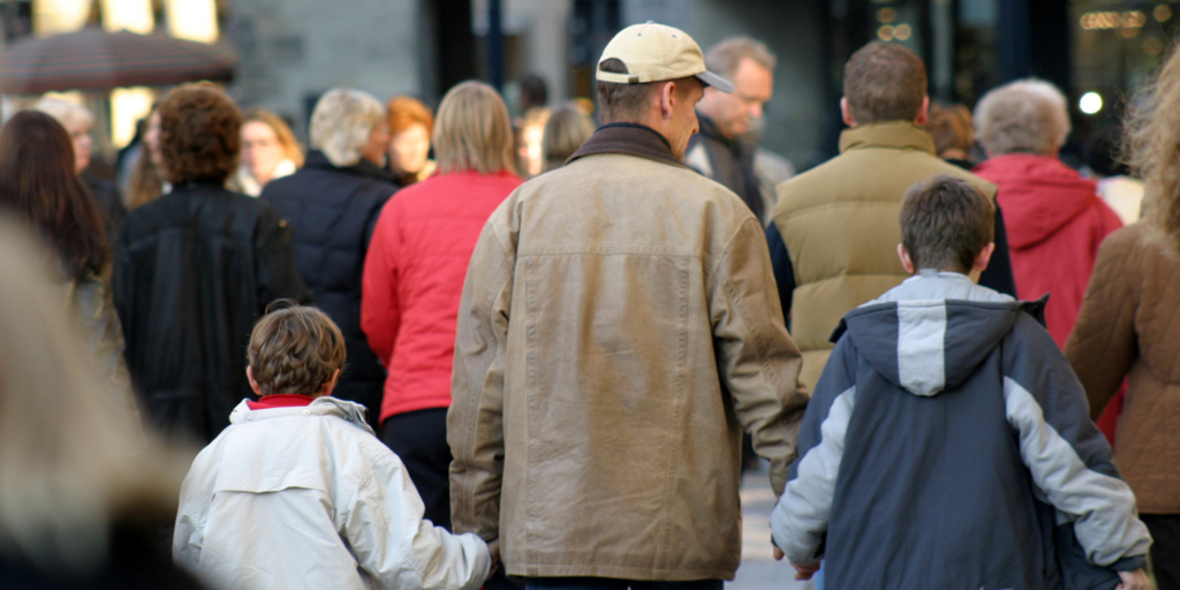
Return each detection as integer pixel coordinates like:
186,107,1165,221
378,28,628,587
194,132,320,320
346,453,491,590
362,200,402,363
1003,313,1151,570
70,273,141,427
711,216,810,496
764,221,795,329
1065,228,1138,420
770,334,858,565
447,207,517,540
254,202,313,309
979,204,1018,297
173,458,212,573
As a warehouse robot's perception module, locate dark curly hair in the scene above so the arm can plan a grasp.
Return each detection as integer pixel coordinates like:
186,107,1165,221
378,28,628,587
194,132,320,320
157,83,241,185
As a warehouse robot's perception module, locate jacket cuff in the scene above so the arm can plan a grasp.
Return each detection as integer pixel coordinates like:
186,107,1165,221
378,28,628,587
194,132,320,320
1110,555,1147,572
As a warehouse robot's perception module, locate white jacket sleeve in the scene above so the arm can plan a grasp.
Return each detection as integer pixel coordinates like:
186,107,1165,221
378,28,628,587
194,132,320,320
172,463,211,572
345,453,492,590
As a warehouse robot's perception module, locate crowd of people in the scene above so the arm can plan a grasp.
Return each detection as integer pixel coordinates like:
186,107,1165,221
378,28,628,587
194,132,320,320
0,17,1176,590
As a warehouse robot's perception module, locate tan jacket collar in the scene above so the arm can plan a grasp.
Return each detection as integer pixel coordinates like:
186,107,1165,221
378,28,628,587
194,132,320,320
839,121,936,155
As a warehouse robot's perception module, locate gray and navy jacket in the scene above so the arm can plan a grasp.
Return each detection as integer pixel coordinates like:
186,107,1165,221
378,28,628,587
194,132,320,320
770,270,1151,590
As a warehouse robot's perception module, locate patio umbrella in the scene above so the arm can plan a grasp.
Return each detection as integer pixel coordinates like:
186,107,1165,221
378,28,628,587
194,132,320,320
0,28,237,95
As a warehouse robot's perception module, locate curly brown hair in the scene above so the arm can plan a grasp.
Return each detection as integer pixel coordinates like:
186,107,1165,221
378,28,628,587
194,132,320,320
157,83,242,185
248,305,346,397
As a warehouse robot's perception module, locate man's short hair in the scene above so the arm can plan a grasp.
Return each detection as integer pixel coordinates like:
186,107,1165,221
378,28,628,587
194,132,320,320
844,41,927,124
704,37,777,80
596,58,697,123
247,305,347,397
974,79,1070,156
157,82,242,185
899,175,994,273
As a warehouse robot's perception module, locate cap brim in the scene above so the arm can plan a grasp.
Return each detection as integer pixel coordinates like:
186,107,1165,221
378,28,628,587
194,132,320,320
696,70,734,93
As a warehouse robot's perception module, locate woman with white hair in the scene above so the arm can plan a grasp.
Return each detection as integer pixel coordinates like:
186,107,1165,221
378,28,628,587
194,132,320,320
260,88,396,434
972,79,1122,353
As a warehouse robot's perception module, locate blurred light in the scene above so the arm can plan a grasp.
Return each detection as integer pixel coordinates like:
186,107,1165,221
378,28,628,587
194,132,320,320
1081,10,1143,30
895,23,912,40
167,0,218,43
1146,36,1164,55
1080,92,1104,115
1120,25,1141,38
102,0,153,34
877,25,895,41
33,0,90,35
877,8,897,23
1122,11,1147,27
1156,4,1173,22
110,87,154,148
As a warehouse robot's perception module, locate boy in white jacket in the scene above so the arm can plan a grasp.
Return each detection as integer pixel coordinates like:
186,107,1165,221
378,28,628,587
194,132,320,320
174,305,492,590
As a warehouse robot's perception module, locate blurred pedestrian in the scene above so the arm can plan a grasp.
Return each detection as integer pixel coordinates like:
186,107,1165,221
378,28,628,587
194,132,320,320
114,83,310,444
768,41,1016,393
174,305,492,590
1067,44,1180,590
517,73,549,113
261,88,395,433
126,106,165,209
0,110,136,421
772,176,1151,590
387,95,437,186
448,23,808,587
686,36,776,221
972,79,1122,349
541,103,594,172
923,102,975,169
0,216,201,589
362,81,521,530
233,108,303,196
1085,125,1143,225
35,97,128,238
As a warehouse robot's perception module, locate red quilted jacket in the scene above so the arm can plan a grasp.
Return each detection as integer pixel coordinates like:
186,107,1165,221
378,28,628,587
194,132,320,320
361,171,522,424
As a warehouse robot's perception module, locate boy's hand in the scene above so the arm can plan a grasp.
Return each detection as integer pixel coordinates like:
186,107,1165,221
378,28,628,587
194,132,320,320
1116,568,1149,590
773,547,784,561
790,562,820,581
487,539,501,563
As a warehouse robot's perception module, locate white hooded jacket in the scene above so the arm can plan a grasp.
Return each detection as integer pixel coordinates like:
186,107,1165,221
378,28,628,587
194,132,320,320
174,396,491,590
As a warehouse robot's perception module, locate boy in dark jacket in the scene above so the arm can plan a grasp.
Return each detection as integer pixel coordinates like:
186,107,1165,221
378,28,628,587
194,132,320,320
770,175,1152,590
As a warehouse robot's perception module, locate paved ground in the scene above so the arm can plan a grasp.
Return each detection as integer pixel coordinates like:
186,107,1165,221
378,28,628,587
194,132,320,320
726,466,814,590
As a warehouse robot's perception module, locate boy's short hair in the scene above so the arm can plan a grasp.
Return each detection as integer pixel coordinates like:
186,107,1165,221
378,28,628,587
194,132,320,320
899,176,994,273
247,305,346,397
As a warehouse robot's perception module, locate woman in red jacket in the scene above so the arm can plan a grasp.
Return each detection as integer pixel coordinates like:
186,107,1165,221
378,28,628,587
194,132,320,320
362,82,522,529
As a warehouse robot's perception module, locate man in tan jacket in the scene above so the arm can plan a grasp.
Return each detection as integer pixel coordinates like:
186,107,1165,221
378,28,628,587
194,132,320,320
766,41,1017,392
448,22,810,589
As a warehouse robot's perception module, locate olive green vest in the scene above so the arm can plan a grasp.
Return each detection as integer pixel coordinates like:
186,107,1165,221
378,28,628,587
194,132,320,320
771,121,997,391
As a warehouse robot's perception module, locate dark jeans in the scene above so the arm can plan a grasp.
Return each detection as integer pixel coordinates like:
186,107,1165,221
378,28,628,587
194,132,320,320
1142,514,1180,589
382,407,452,530
525,577,723,590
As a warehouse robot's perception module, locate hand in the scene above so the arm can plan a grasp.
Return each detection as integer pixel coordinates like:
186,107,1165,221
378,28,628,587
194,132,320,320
791,562,820,581
773,547,784,561
487,539,501,563
1116,568,1149,590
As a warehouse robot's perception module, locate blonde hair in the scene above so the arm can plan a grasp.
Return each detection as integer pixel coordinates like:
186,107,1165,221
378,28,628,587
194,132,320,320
247,305,347,397
1127,44,1180,252
433,81,517,175
309,88,385,167
0,216,184,573
244,108,305,167
33,97,94,133
974,78,1070,156
542,104,595,172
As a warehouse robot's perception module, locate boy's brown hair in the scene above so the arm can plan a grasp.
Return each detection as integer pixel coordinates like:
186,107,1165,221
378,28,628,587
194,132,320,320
247,305,346,397
843,41,927,124
899,175,994,273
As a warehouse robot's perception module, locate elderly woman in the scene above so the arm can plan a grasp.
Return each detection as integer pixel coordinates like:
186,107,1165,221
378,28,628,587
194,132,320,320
35,97,127,237
362,82,522,529
233,108,303,196
260,88,396,433
972,80,1122,350
387,96,437,186
114,83,309,443
1066,45,1180,589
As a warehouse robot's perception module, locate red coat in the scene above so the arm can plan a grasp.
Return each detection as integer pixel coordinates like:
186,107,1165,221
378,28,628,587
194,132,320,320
973,154,1122,348
362,171,522,424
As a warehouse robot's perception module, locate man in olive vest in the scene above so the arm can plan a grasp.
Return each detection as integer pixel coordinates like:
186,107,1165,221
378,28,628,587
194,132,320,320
766,41,1016,392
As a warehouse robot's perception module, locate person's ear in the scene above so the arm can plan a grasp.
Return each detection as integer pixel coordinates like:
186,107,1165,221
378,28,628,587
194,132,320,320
897,243,916,274
841,97,856,127
246,366,263,396
914,95,930,126
660,81,676,120
316,368,342,398
972,242,996,275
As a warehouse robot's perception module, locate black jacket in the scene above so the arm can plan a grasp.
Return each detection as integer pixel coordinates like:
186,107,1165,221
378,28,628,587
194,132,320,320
686,114,764,220
261,151,396,431
114,182,310,443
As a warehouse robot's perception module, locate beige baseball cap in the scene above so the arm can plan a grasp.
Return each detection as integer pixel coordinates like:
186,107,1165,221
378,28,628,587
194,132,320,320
596,22,734,93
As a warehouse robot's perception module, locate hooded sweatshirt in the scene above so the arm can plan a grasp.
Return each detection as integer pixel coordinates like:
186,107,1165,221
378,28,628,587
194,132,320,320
973,154,1123,348
770,271,1150,590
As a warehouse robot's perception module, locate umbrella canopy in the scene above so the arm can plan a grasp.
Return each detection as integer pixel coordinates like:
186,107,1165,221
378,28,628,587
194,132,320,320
0,28,237,94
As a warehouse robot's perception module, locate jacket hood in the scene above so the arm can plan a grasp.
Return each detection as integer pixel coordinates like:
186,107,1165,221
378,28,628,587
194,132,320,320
229,396,374,435
832,271,1041,396
973,154,1101,249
